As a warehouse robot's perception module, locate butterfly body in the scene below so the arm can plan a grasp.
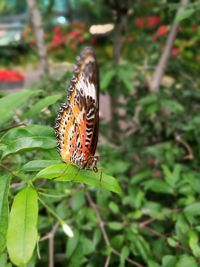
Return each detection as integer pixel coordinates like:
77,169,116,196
55,47,99,169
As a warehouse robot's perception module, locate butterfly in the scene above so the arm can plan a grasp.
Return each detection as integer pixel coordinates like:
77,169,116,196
55,47,99,170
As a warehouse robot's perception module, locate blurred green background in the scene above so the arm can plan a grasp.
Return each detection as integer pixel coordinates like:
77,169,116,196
1,0,200,267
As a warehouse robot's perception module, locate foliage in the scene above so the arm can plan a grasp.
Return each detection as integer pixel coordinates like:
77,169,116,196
1,0,200,267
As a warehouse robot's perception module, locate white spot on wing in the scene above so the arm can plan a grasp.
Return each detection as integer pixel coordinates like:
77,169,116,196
76,73,96,102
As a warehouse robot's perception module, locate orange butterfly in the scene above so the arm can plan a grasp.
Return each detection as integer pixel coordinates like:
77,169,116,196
55,47,99,170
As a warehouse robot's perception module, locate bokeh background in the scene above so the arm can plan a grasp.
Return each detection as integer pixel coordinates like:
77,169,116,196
1,0,200,266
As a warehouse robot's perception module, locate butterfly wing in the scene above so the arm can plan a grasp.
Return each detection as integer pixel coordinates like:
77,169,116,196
55,47,99,168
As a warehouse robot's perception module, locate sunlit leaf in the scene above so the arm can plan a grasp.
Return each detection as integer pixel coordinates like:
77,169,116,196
101,69,116,91
2,136,56,159
189,230,200,257
0,174,11,253
0,90,39,126
176,255,198,267
22,160,61,172
1,125,54,144
184,202,200,217
24,94,62,118
7,187,38,266
35,163,123,194
108,222,124,230
176,9,195,23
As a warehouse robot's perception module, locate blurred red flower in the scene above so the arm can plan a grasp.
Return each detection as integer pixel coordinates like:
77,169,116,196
152,34,158,41
71,31,80,38
0,69,24,82
78,36,84,43
157,25,169,36
171,47,179,56
71,43,77,50
135,17,145,28
52,26,63,47
152,25,169,40
146,16,160,27
135,16,160,28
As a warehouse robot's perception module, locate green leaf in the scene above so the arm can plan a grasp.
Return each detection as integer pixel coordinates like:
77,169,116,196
161,99,184,114
162,255,177,267
138,94,158,105
162,164,181,188
0,253,12,267
176,255,198,267
189,230,200,257
144,179,174,194
66,229,79,258
24,94,62,118
148,260,160,267
175,215,189,244
111,235,124,250
71,192,85,211
175,9,195,23
184,202,200,222
22,160,61,172
119,246,129,267
131,170,151,185
81,236,95,255
0,90,39,126
35,163,123,194
108,222,124,231
167,237,177,248
0,174,11,253
101,69,116,91
128,233,151,262
1,125,54,143
67,242,84,267
7,187,38,266
118,68,133,91
109,201,119,214
2,136,56,159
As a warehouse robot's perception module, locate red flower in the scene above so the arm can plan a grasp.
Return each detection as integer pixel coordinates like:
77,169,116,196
135,17,145,28
152,34,158,41
71,43,77,50
78,36,84,43
71,31,80,38
152,25,169,41
52,26,63,47
157,25,169,36
171,47,179,56
146,16,160,27
0,69,24,82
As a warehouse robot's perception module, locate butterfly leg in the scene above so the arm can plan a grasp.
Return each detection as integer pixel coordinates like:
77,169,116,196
52,163,70,180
